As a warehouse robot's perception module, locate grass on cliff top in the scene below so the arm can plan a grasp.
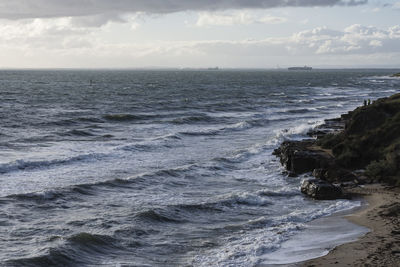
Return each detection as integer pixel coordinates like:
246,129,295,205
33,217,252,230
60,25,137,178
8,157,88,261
318,93,400,185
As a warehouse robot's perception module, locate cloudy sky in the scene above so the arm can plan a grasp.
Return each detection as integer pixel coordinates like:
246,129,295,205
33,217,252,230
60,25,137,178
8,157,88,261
0,0,399,68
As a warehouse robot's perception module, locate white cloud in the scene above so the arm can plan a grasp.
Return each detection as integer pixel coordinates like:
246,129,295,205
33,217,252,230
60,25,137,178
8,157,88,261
0,18,88,41
290,24,400,55
0,14,142,50
196,11,287,27
369,40,382,47
0,0,368,20
1,23,400,68
1,22,398,56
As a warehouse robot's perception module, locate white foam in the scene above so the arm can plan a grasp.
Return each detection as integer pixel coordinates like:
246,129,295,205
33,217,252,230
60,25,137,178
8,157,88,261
0,153,105,174
257,188,299,197
232,192,272,206
260,213,369,265
192,222,302,267
224,121,252,131
191,197,362,267
272,119,324,142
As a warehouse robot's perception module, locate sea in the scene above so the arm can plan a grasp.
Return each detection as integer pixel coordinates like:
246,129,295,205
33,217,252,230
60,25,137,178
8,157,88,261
0,69,399,266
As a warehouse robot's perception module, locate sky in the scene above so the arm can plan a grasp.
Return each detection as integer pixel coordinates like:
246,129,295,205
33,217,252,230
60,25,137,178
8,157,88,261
0,0,399,68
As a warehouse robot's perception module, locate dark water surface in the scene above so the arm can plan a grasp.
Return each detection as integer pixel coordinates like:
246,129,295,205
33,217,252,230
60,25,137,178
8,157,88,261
0,69,399,266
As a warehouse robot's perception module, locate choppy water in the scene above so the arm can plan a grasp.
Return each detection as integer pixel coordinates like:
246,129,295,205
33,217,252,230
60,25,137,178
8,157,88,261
0,69,399,266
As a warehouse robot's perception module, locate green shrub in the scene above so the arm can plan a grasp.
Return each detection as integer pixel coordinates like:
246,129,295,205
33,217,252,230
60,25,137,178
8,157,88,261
365,160,395,180
335,149,360,168
317,133,342,149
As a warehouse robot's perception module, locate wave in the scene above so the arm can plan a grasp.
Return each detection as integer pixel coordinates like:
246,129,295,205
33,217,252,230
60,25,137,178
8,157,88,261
103,113,157,122
270,92,286,96
0,153,105,174
153,133,182,141
4,177,142,203
257,188,299,197
118,134,181,152
180,129,219,136
191,198,361,267
67,232,118,248
367,75,400,80
171,113,227,124
286,108,314,114
6,250,78,267
131,191,273,226
3,164,196,203
278,106,329,115
134,209,184,223
41,119,79,127
282,198,362,224
177,116,289,138
8,190,67,202
62,129,96,137
227,192,273,207
118,143,158,152
179,121,252,137
223,121,252,131
174,202,224,213
39,117,105,128
271,120,324,143
77,117,105,123
6,233,122,267
214,153,257,166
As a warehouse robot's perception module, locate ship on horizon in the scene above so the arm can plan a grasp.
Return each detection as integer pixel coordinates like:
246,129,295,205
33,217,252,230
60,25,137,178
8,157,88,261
288,66,312,71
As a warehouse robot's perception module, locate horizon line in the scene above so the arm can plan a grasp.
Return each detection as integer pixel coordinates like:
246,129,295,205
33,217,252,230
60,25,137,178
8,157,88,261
0,66,400,71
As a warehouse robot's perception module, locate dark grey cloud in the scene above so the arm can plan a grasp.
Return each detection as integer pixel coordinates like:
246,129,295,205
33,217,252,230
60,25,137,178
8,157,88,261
0,0,368,20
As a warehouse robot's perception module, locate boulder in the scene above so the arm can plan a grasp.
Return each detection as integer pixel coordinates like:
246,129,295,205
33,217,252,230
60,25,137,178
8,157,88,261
312,168,358,183
273,140,335,175
312,168,327,179
301,179,343,200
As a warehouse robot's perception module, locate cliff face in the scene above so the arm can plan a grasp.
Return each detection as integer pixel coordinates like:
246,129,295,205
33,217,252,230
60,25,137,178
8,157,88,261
318,93,400,185
274,92,400,199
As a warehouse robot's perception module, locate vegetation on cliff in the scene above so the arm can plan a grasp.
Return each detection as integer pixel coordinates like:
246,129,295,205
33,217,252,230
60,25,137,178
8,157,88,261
318,93,400,185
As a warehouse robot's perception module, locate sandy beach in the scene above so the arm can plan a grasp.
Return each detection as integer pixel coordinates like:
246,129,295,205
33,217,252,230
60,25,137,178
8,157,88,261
302,184,400,267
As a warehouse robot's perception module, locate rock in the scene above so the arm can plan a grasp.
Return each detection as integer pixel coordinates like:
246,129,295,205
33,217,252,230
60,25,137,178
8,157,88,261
301,179,344,200
312,168,327,179
312,167,358,183
307,118,345,138
274,140,335,175
379,203,400,217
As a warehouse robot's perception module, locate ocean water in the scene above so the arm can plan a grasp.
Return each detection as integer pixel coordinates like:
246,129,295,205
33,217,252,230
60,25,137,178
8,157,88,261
0,69,399,266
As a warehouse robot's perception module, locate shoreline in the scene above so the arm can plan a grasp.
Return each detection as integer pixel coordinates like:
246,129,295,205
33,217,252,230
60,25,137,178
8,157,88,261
258,197,369,266
301,184,400,266
272,92,400,266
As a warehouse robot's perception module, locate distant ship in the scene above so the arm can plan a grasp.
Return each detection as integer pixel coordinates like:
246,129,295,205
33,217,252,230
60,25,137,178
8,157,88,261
207,67,219,71
288,66,312,71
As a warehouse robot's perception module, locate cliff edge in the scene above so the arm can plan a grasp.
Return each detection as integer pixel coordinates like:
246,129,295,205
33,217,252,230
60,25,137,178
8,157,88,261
274,92,400,199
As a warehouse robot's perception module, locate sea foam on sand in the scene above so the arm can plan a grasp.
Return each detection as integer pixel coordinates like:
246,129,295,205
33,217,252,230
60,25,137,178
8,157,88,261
258,209,369,266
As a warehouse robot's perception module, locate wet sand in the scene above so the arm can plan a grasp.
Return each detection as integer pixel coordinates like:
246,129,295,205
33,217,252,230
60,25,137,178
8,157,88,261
257,195,368,266
302,184,400,267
